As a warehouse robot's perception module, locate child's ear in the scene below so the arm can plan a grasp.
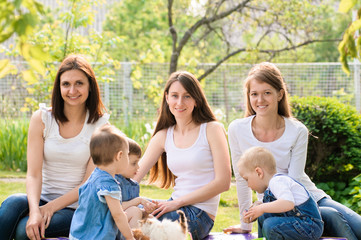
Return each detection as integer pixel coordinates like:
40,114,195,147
255,167,264,178
116,151,123,160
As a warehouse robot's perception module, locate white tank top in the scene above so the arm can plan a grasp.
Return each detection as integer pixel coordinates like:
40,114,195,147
165,123,220,216
40,106,109,209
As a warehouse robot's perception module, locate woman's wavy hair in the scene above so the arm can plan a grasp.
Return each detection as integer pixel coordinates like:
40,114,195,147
51,54,106,123
148,71,216,189
244,62,292,118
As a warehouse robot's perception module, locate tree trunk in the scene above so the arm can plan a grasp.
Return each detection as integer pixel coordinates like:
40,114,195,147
169,51,179,75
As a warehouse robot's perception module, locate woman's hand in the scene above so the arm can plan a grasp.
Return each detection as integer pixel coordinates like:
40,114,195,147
223,224,251,234
26,210,45,240
151,200,181,218
39,202,55,229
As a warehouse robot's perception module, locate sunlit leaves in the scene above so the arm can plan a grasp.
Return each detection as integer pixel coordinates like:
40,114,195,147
339,0,358,13
338,0,361,75
2,0,120,114
0,0,48,77
0,59,16,78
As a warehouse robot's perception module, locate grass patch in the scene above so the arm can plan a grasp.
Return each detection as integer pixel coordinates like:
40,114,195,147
0,170,26,178
0,174,257,233
0,181,26,203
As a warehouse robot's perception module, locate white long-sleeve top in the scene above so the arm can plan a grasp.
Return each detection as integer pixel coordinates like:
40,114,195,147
228,115,327,230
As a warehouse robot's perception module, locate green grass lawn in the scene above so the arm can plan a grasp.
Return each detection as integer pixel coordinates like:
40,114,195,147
0,171,257,233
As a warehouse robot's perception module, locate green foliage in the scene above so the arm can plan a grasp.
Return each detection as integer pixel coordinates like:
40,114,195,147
111,119,156,152
0,119,29,171
103,0,170,62
3,0,121,115
345,173,361,213
317,174,361,214
296,0,349,62
0,0,50,77
338,0,361,75
317,181,350,202
291,96,361,183
104,0,341,74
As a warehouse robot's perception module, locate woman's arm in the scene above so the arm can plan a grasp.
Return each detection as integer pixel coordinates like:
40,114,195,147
287,123,309,179
133,130,167,183
153,122,231,217
39,159,95,226
25,110,46,240
223,121,253,233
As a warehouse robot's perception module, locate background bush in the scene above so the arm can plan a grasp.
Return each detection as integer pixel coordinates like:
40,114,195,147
291,96,361,184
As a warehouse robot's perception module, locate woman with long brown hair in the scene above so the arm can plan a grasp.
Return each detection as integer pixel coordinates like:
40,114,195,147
134,71,231,240
0,54,109,240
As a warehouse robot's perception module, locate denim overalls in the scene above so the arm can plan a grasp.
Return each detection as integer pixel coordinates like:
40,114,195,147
115,174,140,240
115,174,140,201
258,174,324,240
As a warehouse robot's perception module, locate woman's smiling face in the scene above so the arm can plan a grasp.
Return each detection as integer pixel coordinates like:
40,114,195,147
60,69,90,108
166,81,196,120
249,79,283,117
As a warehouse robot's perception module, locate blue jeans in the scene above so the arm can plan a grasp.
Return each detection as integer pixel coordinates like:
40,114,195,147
157,201,214,240
0,193,74,240
318,197,361,240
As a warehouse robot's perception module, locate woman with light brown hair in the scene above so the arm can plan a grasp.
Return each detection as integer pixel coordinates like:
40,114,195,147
134,71,231,240
224,62,361,239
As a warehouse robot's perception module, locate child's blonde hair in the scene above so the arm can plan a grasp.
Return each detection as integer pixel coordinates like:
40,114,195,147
90,125,128,166
237,147,277,175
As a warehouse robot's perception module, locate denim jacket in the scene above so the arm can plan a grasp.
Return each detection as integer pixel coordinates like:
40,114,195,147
70,168,121,240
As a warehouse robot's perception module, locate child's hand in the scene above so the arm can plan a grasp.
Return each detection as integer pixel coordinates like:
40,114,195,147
250,200,262,208
243,205,263,223
140,198,158,214
241,201,263,223
144,202,157,214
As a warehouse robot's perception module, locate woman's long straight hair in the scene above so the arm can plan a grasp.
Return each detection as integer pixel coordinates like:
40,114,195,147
148,71,216,189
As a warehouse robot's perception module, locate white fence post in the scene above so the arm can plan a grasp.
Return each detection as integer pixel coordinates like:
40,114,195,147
354,60,361,112
353,10,361,112
123,62,133,127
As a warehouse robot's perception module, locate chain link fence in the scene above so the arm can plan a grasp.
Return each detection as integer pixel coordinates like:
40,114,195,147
1,62,360,124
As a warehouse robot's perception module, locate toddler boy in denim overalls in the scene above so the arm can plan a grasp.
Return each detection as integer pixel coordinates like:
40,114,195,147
116,138,157,240
237,146,323,240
